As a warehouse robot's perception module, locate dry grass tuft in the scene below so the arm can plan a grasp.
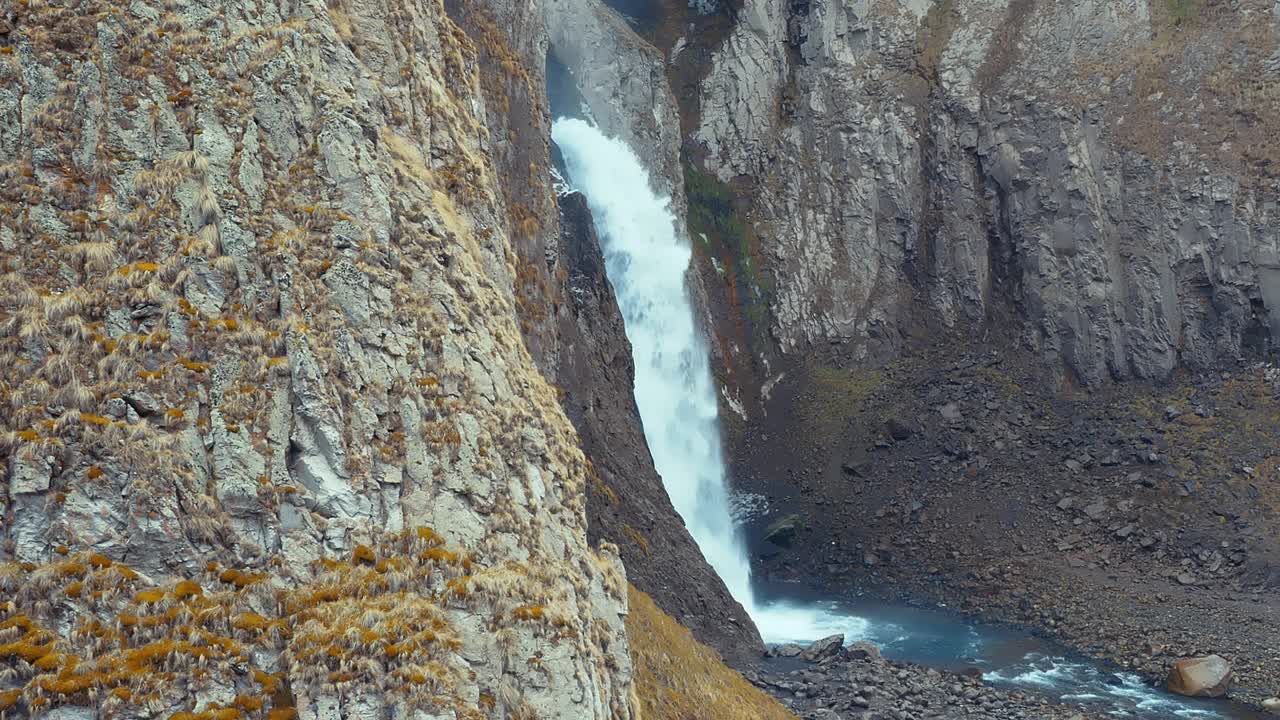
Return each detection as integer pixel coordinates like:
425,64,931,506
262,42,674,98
626,585,796,720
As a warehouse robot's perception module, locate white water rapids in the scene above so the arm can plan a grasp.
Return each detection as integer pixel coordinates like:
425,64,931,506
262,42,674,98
551,117,868,645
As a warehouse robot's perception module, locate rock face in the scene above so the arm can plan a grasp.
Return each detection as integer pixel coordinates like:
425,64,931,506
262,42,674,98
692,0,1280,386
1167,655,1234,698
0,0,637,717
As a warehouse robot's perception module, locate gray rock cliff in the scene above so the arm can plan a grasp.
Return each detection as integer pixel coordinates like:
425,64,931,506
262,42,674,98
0,0,638,717
692,0,1280,386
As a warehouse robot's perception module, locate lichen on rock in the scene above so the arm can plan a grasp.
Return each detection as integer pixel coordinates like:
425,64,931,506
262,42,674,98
0,0,636,717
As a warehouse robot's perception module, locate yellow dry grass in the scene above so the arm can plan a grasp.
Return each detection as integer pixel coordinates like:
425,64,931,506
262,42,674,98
626,585,796,720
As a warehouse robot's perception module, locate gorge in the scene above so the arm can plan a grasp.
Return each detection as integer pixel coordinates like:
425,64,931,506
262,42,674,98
555,117,1273,720
1,0,1278,719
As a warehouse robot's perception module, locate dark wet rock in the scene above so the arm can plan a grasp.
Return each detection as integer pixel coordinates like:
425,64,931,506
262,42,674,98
764,513,803,547
760,649,1112,720
847,641,881,661
800,634,845,663
772,643,804,658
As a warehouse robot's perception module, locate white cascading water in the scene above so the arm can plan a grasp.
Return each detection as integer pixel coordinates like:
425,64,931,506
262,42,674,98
552,117,868,644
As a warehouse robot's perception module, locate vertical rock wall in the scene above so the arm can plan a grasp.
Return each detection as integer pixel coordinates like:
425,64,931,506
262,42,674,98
0,0,635,717
692,0,1280,387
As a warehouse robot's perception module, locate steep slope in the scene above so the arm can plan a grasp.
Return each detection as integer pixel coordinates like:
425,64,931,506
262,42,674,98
625,584,795,720
0,0,636,717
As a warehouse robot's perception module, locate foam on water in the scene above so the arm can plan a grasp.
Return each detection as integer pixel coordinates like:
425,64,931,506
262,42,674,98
988,655,1230,719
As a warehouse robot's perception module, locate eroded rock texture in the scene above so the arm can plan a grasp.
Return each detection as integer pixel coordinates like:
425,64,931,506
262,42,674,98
0,0,636,717
692,0,1280,385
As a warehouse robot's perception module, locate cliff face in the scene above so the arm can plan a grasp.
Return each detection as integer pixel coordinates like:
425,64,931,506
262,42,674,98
0,0,637,717
691,0,1280,387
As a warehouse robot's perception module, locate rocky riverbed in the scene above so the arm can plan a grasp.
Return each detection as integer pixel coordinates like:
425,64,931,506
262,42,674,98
732,340,1280,708
750,637,1114,720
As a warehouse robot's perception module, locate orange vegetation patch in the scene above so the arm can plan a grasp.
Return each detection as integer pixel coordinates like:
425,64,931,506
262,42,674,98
626,584,797,720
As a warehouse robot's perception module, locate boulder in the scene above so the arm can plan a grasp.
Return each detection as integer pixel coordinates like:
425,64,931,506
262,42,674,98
1261,697,1279,714
885,418,916,441
847,641,881,661
763,514,802,547
1166,655,1233,697
771,643,804,658
800,634,844,663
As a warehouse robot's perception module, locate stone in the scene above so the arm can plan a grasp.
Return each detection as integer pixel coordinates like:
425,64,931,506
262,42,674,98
123,391,162,417
885,418,916,441
841,461,867,477
772,643,804,658
847,641,881,661
1082,501,1108,520
1167,655,1232,698
1261,697,1280,713
763,514,802,547
9,455,52,495
800,634,845,663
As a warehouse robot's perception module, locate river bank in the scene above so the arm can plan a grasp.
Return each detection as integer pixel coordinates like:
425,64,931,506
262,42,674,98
731,341,1280,708
747,584,1272,719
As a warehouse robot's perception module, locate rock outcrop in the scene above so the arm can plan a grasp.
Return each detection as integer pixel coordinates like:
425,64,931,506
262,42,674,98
0,0,637,717
691,0,1280,386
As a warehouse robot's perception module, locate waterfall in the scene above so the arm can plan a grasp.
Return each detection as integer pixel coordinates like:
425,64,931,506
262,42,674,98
552,117,868,645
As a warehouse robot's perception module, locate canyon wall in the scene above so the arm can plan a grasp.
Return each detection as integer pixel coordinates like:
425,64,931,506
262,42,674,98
0,0,641,717
689,0,1280,389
